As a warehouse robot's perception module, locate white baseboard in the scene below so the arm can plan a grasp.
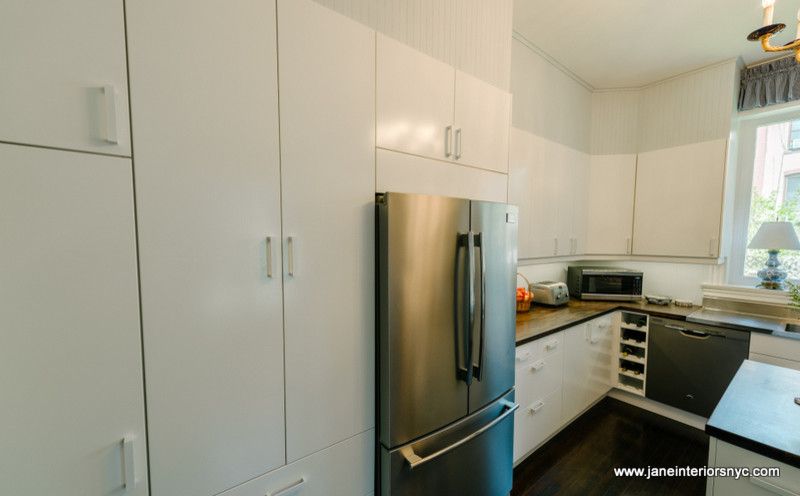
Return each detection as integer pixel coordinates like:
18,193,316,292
607,389,707,431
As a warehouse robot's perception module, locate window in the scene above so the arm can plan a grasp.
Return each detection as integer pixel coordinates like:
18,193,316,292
789,120,800,150
730,112,800,286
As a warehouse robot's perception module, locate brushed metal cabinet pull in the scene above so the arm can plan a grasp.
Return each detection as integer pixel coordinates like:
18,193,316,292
266,236,273,278
104,85,119,144
709,238,717,257
122,436,136,490
626,237,632,254
287,237,295,277
455,128,462,159
445,125,453,158
267,477,306,496
554,238,558,256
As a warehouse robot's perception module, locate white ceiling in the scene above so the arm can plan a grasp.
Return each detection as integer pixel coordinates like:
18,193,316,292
514,0,799,89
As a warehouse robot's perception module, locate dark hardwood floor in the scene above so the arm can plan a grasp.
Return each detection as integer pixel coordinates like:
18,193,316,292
512,397,709,496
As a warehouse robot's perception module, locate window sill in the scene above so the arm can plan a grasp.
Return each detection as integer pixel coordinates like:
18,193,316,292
702,283,790,305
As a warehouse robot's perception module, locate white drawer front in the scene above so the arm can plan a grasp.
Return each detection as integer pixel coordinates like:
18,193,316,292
513,387,563,464
712,440,800,496
749,352,800,372
515,340,538,367
750,334,800,363
221,430,373,496
515,351,564,408
537,332,564,358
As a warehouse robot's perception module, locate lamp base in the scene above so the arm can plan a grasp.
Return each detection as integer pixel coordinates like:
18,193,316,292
756,250,788,290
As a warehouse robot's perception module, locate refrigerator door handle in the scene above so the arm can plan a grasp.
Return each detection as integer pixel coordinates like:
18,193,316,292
465,232,476,385
456,233,473,384
472,232,487,381
399,400,519,470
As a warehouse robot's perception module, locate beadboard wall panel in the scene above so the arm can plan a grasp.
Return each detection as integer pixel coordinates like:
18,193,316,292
310,0,512,90
591,90,640,155
638,60,737,153
511,38,592,153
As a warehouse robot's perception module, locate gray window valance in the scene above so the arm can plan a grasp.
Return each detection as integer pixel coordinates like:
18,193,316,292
739,56,800,111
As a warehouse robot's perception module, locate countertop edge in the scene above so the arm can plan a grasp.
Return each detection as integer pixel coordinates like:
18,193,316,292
706,423,800,470
515,303,691,346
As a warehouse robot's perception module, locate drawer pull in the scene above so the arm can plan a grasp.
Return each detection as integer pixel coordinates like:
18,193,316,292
545,340,558,351
515,350,532,362
267,477,306,496
748,476,800,496
529,401,545,414
530,360,545,372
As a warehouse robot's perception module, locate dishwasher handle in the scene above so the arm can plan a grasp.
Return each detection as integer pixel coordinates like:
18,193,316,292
664,323,715,339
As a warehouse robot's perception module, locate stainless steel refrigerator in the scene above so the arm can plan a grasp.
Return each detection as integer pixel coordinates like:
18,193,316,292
376,192,519,496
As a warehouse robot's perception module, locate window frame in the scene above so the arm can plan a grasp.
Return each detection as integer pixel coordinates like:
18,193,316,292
788,119,800,151
729,110,800,287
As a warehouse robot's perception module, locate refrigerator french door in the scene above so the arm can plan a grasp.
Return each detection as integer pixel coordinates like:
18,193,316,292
376,192,519,496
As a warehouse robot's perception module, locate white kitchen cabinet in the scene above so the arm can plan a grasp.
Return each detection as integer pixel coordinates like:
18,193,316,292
708,439,800,496
633,139,727,258
127,1,285,494
563,316,613,422
508,128,535,257
570,154,590,256
377,35,511,173
586,155,637,255
0,0,130,155
513,332,565,464
749,333,800,371
377,34,455,161
0,144,147,495
278,0,376,462
454,70,512,173
376,148,508,203
219,430,374,496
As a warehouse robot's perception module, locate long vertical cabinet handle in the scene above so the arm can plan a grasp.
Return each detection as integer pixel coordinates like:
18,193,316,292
553,238,558,256
626,237,632,255
266,236,273,278
103,85,119,144
121,436,136,490
445,126,453,158
455,128,463,159
287,237,295,276
709,238,717,257
473,232,487,381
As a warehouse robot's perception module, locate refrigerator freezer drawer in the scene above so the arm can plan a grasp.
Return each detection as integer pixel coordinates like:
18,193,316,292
380,390,516,496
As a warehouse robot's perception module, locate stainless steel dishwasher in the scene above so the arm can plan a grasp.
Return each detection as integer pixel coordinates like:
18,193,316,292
646,317,749,417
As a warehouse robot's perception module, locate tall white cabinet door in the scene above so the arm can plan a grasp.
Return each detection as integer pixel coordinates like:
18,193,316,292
585,317,614,402
377,33,455,161
633,139,727,258
509,128,535,258
586,155,637,255
126,1,285,495
278,0,376,462
570,154,589,256
562,323,590,422
554,147,574,257
454,70,512,173
0,144,146,495
0,1,131,155
530,134,560,258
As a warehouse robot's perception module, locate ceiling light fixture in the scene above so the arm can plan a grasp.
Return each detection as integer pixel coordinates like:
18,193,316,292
748,0,800,62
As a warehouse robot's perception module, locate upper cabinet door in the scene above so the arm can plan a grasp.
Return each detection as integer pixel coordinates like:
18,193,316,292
454,71,512,173
570,152,590,256
278,0,375,463
633,139,727,258
127,1,285,494
0,144,146,496
0,0,130,155
377,34,455,161
586,155,637,255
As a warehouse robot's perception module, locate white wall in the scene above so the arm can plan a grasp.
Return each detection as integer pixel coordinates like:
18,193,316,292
511,37,591,153
311,0,513,90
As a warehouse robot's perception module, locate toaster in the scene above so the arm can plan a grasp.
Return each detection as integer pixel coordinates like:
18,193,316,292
529,281,570,306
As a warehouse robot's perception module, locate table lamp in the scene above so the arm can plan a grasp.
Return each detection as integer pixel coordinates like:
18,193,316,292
748,221,800,290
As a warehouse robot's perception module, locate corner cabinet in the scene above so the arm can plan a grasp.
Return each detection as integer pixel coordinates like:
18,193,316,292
0,0,131,155
377,34,511,173
127,0,374,494
0,144,147,495
586,154,637,255
632,139,727,258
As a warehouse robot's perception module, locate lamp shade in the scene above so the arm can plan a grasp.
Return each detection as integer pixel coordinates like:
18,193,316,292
748,221,800,250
